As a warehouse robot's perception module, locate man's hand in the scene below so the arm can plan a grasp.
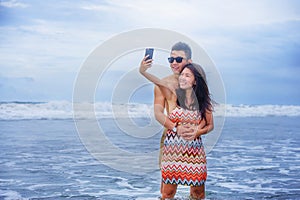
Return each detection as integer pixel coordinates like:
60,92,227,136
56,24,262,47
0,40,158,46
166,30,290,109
139,55,153,74
177,124,197,141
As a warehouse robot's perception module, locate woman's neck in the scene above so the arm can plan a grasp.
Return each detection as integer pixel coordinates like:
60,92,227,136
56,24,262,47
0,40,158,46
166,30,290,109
185,88,194,107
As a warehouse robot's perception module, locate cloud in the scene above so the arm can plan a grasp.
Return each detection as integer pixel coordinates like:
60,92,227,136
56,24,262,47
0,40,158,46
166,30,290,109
80,0,300,29
0,0,299,104
81,4,114,11
0,0,28,8
0,18,108,78
0,75,36,101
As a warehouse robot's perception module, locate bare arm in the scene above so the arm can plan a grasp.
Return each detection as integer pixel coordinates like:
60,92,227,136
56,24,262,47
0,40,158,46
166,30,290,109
139,56,174,100
140,56,178,130
195,110,214,137
178,110,214,141
154,86,177,130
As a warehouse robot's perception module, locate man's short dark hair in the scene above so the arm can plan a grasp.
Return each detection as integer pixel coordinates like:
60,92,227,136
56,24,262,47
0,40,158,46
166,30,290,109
171,42,192,59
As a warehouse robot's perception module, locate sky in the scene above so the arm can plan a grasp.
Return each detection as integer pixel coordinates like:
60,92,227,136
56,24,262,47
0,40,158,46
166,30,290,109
0,0,299,105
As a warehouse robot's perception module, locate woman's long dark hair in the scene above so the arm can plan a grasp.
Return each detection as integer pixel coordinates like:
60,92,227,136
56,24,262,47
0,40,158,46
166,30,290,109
176,63,212,122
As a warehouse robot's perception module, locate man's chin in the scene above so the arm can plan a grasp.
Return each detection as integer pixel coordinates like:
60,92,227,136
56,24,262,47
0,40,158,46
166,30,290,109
172,69,181,74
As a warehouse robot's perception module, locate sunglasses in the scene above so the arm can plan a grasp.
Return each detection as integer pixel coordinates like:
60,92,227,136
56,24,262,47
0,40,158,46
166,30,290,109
168,56,186,63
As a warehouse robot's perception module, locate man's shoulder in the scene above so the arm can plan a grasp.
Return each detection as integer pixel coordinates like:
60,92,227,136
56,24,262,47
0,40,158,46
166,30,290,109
162,74,175,81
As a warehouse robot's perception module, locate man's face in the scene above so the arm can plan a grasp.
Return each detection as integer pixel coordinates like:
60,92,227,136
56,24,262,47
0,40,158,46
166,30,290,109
169,50,190,74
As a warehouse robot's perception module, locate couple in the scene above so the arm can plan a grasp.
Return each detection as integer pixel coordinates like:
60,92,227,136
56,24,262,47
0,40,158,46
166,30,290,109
139,42,214,200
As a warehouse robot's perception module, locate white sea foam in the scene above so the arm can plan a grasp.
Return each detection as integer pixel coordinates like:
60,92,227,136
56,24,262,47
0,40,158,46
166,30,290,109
0,101,299,120
223,104,300,117
0,189,28,200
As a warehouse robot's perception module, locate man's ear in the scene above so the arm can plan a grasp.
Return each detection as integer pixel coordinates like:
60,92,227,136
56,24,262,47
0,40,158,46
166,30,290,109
187,59,192,63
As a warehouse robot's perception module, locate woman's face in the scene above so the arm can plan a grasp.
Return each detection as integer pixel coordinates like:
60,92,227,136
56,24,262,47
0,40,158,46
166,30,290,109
179,67,195,90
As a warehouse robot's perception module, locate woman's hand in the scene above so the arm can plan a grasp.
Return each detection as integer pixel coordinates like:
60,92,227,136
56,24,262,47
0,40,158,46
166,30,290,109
139,55,153,74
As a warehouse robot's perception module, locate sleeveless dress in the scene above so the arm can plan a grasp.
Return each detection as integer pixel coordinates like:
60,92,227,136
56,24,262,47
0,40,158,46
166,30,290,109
161,106,207,186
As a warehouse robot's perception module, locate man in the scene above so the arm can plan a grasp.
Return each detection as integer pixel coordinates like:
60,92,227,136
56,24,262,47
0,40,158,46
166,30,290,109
153,42,193,166
141,42,214,199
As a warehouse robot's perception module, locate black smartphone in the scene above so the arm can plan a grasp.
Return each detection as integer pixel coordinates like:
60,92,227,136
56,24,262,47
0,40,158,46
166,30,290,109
145,48,154,60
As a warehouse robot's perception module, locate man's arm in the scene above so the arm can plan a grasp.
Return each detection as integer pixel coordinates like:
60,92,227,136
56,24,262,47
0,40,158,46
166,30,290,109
178,110,214,141
196,110,214,136
154,86,176,130
139,59,174,99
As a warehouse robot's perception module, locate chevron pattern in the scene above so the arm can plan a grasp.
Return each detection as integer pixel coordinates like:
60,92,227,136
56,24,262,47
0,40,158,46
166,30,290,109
161,107,207,186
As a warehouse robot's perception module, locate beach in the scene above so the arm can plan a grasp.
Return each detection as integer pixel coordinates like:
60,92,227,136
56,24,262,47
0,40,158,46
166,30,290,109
0,102,300,199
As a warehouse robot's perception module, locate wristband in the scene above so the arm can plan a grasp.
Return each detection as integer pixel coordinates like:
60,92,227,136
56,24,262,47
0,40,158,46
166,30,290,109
172,122,178,133
172,126,177,133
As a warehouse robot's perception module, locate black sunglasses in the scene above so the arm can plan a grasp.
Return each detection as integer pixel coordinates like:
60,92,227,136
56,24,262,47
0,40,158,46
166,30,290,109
168,56,186,63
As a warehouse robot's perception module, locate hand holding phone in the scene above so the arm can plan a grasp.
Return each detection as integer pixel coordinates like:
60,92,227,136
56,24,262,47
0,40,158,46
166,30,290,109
145,48,154,61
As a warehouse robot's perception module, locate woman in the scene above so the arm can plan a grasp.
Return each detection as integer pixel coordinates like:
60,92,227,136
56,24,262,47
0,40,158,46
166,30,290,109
140,60,214,199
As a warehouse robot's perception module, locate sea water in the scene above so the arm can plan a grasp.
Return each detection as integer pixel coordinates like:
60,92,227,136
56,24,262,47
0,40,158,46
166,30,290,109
0,102,300,199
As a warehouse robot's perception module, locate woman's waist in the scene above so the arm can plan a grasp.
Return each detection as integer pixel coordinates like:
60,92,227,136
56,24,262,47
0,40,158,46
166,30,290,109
169,118,201,126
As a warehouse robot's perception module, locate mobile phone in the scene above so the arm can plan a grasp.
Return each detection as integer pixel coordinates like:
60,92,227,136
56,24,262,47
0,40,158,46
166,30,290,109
145,48,154,60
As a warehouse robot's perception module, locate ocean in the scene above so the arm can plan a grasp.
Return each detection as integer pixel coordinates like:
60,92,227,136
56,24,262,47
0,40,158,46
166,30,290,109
0,101,300,200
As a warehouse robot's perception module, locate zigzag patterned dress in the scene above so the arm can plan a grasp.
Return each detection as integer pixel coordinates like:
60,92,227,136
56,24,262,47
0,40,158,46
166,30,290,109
161,106,207,186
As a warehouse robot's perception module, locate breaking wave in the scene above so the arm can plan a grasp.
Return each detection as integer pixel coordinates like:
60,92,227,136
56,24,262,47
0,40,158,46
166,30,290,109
0,101,299,120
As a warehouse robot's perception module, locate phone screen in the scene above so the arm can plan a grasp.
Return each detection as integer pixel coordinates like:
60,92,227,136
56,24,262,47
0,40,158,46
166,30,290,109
145,48,154,60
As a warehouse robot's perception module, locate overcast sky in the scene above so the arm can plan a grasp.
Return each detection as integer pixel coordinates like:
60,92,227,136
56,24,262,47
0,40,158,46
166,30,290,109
0,0,299,105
